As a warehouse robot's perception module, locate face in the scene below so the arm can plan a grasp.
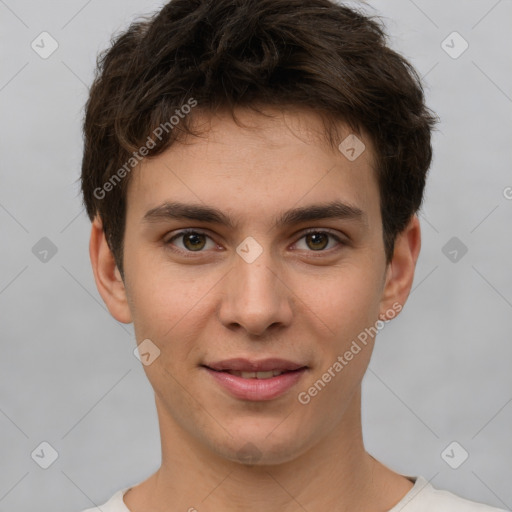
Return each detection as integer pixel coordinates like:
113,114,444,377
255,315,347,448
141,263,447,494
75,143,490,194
97,107,413,465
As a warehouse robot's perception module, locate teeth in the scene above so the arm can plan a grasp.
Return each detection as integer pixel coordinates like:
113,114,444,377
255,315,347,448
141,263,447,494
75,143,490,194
227,370,285,379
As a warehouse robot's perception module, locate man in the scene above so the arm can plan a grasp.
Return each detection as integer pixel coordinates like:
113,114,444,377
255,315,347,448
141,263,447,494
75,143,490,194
80,0,505,510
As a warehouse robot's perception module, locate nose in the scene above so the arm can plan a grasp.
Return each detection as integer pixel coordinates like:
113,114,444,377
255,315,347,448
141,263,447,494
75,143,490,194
217,247,293,337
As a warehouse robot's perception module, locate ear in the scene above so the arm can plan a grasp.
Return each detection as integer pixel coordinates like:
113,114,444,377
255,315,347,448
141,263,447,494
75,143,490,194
89,216,132,324
378,214,421,320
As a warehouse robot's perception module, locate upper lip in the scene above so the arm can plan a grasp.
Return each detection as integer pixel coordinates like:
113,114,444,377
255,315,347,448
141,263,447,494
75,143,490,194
203,358,307,372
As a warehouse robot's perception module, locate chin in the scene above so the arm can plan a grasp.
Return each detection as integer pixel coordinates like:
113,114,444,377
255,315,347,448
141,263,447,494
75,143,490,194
205,420,314,467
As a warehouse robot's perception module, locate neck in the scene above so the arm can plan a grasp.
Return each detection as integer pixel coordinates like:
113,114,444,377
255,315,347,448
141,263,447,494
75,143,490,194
124,387,412,512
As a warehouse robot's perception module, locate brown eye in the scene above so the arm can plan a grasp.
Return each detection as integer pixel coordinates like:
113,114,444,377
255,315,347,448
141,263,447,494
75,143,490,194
183,232,207,251
305,232,329,251
294,230,343,252
166,230,216,252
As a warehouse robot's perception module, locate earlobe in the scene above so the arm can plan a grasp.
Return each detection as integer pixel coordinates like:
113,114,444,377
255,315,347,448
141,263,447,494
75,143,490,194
89,216,132,324
378,214,421,320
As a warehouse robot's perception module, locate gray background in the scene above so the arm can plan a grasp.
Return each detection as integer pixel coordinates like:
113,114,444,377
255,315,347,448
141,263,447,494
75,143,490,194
1,1,511,511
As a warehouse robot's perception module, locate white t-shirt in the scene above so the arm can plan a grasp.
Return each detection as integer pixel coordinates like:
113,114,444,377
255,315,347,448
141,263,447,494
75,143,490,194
80,475,507,512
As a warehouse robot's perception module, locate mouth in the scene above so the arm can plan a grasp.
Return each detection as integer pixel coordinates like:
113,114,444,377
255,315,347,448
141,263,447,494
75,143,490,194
201,358,308,401
211,369,297,379
203,357,306,373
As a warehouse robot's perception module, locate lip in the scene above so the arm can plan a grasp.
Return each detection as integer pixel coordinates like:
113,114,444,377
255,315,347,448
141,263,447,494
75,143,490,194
202,358,308,401
204,358,305,372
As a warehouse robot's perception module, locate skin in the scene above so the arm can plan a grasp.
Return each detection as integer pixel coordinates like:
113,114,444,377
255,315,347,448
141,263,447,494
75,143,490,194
90,107,421,512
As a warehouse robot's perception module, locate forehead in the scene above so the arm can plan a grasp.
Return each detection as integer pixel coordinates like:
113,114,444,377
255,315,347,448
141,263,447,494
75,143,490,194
126,107,380,229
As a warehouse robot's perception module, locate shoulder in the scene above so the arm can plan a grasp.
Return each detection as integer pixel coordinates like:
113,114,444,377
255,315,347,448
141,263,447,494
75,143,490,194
78,487,130,512
393,476,508,512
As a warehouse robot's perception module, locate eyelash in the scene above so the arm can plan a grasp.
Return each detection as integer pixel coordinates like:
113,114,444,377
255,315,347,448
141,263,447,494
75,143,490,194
164,228,346,256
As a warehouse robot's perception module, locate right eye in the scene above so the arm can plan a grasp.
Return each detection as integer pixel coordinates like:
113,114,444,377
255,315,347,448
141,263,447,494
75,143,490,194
165,229,218,253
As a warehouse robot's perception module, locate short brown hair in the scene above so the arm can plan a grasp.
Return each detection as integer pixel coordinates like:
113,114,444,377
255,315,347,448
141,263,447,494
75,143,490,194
81,0,437,277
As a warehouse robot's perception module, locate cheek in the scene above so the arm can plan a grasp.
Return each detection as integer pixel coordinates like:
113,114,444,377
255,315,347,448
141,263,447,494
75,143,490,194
125,254,217,357
294,263,382,343
294,269,381,419
129,280,196,338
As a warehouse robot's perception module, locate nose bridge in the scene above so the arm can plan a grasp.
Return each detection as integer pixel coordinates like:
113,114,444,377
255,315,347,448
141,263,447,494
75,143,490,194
218,242,292,335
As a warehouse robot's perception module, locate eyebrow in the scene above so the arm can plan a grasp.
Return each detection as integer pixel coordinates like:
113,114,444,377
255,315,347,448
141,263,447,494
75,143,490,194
142,200,366,229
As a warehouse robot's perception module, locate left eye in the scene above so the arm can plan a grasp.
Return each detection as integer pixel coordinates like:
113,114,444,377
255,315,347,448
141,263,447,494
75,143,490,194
294,231,342,251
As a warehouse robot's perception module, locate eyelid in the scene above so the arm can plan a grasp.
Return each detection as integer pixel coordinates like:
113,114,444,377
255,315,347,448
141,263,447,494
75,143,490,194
298,227,344,239
166,227,211,242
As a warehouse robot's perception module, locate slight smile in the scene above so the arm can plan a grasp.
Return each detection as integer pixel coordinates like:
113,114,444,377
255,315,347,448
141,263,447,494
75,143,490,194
202,358,309,401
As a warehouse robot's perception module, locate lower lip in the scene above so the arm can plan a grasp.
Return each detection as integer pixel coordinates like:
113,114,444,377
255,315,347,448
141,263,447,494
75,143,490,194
204,367,307,401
